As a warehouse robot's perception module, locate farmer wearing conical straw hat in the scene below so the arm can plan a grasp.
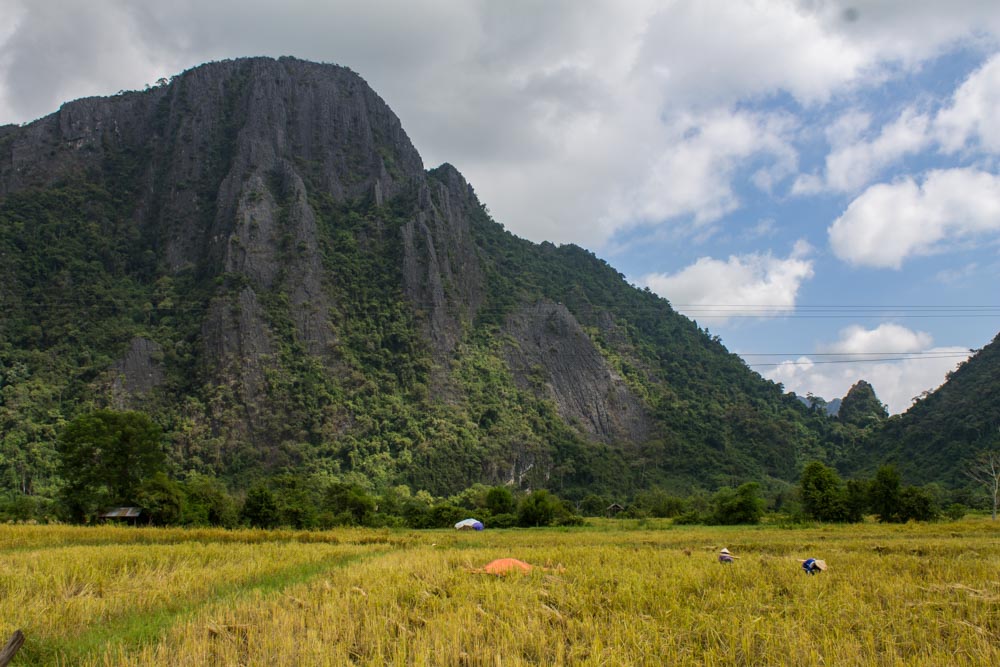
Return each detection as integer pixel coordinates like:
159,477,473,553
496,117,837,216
718,548,738,564
800,558,827,575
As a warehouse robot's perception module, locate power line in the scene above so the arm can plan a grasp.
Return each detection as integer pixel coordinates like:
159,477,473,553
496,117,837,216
685,314,999,318
675,305,1000,319
675,304,1000,310
747,353,971,368
738,351,975,357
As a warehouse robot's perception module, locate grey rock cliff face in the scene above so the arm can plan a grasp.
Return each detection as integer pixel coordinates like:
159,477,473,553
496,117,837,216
109,337,165,409
149,58,426,373
503,301,651,444
403,165,485,359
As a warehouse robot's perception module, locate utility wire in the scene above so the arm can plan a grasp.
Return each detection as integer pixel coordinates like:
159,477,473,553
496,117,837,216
747,353,971,368
677,304,999,311
738,351,975,357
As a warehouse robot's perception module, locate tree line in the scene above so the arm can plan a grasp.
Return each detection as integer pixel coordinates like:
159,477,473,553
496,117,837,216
1,409,995,528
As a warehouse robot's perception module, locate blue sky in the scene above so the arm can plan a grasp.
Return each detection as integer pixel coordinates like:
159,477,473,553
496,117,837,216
2,1,999,412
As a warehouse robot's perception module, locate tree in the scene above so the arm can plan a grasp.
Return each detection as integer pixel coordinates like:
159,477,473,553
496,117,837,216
323,482,375,526
799,461,850,522
805,393,827,414
965,449,1000,520
57,410,165,521
517,490,562,527
897,485,938,522
485,485,516,515
136,472,184,525
844,479,869,522
578,493,610,517
183,474,239,527
869,465,902,523
241,484,280,528
711,482,764,525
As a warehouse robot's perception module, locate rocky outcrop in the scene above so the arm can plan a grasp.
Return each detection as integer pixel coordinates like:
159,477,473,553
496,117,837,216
200,286,275,437
1,56,849,492
0,57,430,363
503,301,651,444
109,337,165,409
402,164,485,359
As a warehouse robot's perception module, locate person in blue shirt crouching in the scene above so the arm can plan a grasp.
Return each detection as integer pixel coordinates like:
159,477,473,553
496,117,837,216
800,558,827,574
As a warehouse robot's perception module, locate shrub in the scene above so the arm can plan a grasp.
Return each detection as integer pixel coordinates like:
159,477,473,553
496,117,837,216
136,472,184,526
517,490,563,527
485,486,516,515
711,483,764,525
672,510,705,525
427,503,465,528
944,503,967,520
241,484,280,528
898,485,939,522
633,488,686,518
555,514,586,527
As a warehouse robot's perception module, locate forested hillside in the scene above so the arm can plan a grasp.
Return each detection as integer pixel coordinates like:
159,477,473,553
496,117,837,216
858,334,1000,486
0,57,989,517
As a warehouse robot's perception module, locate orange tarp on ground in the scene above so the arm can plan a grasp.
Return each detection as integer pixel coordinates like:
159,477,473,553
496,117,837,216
481,558,533,575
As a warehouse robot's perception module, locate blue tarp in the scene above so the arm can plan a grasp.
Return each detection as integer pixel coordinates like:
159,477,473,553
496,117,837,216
455,518,485,530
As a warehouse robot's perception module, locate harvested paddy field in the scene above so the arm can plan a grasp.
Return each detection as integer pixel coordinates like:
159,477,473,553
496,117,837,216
0,520,997,665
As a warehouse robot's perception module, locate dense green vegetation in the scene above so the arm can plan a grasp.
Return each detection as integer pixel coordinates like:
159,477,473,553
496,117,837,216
7,405,981,527
460,187,831,491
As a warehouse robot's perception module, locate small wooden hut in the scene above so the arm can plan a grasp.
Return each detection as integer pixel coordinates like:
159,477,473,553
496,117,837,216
99,507,143,526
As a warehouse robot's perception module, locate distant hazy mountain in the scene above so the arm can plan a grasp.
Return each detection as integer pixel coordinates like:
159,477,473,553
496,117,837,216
796,395,842,416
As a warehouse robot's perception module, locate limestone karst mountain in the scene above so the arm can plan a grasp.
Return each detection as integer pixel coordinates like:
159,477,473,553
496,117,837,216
6,56,980,498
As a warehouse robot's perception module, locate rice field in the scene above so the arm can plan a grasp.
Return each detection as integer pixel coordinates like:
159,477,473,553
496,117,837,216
0,519,997,665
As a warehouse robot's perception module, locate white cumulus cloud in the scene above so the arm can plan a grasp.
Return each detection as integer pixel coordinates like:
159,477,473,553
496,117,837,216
935,51,1000,154
823,108,932,192
795,48,1000,198
828,168,1000,268
640,240,814,324
819,323,933,355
